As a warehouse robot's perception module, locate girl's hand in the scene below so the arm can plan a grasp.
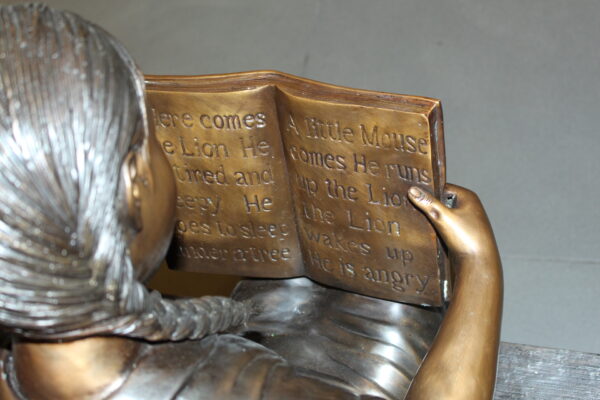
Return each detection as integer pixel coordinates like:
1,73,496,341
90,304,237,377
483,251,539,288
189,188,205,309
408,184,498,260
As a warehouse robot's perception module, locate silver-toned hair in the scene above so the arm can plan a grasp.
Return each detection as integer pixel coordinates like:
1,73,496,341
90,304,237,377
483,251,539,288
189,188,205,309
0,4,248,341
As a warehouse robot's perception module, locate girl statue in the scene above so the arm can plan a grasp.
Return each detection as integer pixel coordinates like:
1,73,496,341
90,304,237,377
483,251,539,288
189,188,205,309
0,4,502,399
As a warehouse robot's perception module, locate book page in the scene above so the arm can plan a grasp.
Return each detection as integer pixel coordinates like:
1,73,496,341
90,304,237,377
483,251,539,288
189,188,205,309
146,71,447,306
277,90,445,305
147,85,303,277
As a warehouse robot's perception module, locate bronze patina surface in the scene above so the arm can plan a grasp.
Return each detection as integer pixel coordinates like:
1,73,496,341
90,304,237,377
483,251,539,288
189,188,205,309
0,4,502,400
147,72,448,306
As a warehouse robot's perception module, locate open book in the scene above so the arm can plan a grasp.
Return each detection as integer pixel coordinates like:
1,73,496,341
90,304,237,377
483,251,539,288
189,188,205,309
146,71,448,306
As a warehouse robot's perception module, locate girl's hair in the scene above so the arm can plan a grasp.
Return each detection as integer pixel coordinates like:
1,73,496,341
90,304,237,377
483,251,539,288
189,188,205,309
0,4,248,341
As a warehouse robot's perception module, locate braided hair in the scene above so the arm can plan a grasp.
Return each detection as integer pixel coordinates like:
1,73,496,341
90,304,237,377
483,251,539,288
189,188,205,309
0,3,249,341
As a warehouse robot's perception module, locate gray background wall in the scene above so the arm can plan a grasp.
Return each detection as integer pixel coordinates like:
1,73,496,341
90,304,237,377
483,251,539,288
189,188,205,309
7,0,599,354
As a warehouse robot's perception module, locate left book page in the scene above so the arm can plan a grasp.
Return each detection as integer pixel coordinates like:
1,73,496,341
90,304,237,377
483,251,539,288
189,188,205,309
147,84,304,277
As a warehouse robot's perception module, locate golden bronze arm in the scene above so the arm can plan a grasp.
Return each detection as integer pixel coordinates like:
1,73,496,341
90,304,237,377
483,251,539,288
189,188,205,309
405,184,503,400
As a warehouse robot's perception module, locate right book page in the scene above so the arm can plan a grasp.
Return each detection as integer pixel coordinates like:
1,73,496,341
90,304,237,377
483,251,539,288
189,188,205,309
276,82,447,306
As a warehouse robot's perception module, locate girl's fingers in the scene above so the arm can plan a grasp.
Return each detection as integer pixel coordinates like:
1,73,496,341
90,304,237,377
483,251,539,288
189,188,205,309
408,186,450,223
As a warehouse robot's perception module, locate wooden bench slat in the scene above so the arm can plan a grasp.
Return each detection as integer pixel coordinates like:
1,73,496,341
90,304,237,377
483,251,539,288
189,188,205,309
495,342,600,399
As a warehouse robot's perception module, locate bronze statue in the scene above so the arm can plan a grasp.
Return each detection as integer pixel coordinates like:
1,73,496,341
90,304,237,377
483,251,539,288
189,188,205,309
0,4,502,400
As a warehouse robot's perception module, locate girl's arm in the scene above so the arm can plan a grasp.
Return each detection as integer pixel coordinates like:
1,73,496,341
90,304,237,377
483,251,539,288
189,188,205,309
405,184,503,400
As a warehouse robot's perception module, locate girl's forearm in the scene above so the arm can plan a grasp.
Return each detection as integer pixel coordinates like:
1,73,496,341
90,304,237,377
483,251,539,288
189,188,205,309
406,251,503,400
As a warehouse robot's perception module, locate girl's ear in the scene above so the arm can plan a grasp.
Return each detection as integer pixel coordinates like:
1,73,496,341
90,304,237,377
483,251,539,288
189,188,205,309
121,151,143,232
